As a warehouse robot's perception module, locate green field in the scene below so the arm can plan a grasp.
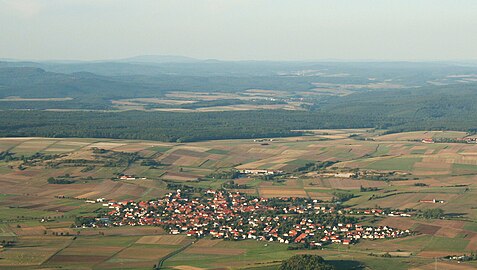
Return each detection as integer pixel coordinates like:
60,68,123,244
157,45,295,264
365,157,422,171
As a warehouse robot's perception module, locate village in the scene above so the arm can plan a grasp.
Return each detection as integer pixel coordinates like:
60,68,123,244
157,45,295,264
81,189,412,248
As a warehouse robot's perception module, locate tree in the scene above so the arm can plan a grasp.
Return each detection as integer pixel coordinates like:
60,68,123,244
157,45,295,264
420,208,444,219
280,255,335,270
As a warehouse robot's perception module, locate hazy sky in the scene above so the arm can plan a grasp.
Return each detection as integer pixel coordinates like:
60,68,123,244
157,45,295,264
1,0,477,61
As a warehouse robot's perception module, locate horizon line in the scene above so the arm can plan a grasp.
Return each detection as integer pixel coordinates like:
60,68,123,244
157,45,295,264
2,55,477,64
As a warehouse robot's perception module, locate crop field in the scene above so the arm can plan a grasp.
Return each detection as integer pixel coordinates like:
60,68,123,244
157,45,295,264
111,90,306,112
136,235,188,245
2,130,477,269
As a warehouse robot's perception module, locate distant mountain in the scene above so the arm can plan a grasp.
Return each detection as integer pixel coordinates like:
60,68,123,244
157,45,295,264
118,55,202,64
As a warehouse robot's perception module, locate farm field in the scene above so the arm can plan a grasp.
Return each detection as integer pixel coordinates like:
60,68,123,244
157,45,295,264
111,89,307,112
1,130,477,269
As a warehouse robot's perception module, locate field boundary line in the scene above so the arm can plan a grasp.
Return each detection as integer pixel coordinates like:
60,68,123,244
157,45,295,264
91,236,139,268
40,236,76,266
156,238,195,269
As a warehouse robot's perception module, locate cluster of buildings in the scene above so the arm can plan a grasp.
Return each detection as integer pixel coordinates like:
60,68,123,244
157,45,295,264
85,189,410,247
346,208,412,217
421,138,435,144
253,138,275,142
239,169,283,176
419,199,445,204
118,174,147,180
455,137,477,144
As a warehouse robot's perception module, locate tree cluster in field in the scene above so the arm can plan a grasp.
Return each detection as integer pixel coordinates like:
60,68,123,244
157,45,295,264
359,186,379,192
414,183,428,187
207,169,241,179
101,151,141,167
80,165,95,172
222,180,250,189
47,176,75,184
294,161,338,173
0,240,16,248
45,148,145,171
165,183,205,194
332,192,355,203
0,151,17,162
418,208,445,219
356,171,412,182
140,159,161,167
0,151,61,167
279,255,335,270
74,216,97,227
368,191,410,201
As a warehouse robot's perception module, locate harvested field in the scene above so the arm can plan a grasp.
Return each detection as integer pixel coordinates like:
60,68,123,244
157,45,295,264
173,156,203,167
193,239,220,248
174,266,206,270
376,131,468,141
172,149,209,157
11,225,47,236
259,188,307,198
160,154,183,164
86,142,126,150
434,227,462,238
136,235,187,245
115,246,174,260
415,224,441,235
322,178,387,189
465,238,477,251
418,251,457,258
306,191,334,201
357,193,460,209
162,172,199,181
47,255,109,264
79,227,164,236
184,247,245,256
379,217,417,230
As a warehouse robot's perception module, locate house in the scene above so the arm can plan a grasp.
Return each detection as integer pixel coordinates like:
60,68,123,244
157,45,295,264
119,175,136,180
334,172,356,178
294,233,308,243
419,199,444,204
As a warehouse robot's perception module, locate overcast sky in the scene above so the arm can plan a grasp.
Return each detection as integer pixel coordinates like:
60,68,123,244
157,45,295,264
1,0,477,61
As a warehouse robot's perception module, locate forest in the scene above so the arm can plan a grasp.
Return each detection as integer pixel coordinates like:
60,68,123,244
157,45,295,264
0,105,476,142
2,60,477,141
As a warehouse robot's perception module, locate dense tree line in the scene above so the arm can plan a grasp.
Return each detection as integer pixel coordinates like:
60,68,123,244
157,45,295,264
1,104,476,142
0,110,375,142
0,103,477,142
